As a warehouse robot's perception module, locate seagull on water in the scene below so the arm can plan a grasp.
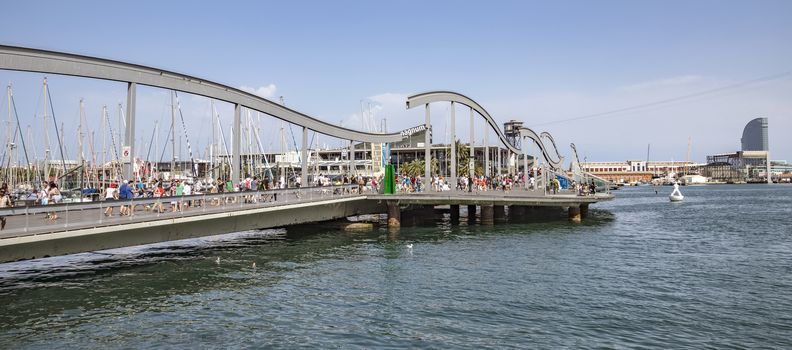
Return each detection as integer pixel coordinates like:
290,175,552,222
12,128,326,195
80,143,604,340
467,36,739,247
406,243,413,249
215,257,221,264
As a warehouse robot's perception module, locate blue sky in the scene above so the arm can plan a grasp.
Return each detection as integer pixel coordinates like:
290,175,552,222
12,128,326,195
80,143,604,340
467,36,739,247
1,0,791,163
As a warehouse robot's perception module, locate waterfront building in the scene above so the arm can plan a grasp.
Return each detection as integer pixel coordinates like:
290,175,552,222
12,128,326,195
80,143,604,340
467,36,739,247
216,124,523,185
741,117,769,152
702,118,772,183
579,160,697,183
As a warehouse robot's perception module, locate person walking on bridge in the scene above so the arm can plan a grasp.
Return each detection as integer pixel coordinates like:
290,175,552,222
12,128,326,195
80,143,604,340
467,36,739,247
104,183,119,216
0,188,12,230
153,182,166,213
119,180,135,216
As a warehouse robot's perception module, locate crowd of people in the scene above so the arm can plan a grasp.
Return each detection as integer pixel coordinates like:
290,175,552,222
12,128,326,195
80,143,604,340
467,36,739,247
395,170,545,194
0,170,601,231
393,169,599,197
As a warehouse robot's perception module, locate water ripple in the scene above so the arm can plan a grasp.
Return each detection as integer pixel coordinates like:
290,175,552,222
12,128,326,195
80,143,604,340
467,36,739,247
1,184,791,349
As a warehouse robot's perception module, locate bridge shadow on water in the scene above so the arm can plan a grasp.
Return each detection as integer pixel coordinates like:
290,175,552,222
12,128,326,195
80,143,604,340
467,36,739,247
0,207,614,334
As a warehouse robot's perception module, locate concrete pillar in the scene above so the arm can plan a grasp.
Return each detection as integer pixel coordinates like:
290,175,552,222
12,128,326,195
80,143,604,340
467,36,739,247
301,126,308,188
123,82,136,181
483,119,490,178
523,144,529,190
349,140,354,175
469,107,475,180
232,103,241,185
580,203,589,219
387,202,401,228
509,151,515,175
509,205,524,220
493,205,506,220
450,204,460,223
497,147,501,175
481,205,494,225
568,206,582,223
767,152,772,184
450,102,456,190
424,103,431,186
467,205,477,221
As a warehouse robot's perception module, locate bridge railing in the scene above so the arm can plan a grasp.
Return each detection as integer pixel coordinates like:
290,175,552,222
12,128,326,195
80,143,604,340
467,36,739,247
0,184,362,238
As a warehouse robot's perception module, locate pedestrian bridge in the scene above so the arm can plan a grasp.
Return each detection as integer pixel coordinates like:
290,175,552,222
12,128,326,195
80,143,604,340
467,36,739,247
0,45,614,263
0,185,612,263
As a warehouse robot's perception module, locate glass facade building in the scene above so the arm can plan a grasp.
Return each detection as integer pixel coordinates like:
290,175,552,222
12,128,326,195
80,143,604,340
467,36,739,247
741,117,769,151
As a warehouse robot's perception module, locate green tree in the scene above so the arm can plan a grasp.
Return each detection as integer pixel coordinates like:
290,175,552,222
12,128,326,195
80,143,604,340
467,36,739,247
399,158,439,177
455,140,484,178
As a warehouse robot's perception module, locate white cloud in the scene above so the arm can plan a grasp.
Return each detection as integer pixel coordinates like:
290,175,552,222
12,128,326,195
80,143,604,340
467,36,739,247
239,84,277,99
340,92,413,133
620,75,705,92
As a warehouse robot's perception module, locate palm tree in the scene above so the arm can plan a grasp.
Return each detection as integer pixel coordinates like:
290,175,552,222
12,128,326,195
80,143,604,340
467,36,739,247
399,158,439,177
455,140,483,178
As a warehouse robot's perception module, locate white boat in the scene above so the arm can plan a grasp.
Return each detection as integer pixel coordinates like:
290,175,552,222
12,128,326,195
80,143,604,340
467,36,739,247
669,183,684,202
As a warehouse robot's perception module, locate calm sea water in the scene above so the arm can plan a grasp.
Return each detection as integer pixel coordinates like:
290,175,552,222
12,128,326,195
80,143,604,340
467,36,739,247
1,184,791,349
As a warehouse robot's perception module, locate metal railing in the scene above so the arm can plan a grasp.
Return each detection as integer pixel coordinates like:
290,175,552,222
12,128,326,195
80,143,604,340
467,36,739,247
0,184,362,238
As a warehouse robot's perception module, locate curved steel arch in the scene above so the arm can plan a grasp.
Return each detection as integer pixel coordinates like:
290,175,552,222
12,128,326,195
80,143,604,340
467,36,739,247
518,127,564,170
405,91,521,154
0,45,402,143
539,131,564,166
569,143,583,169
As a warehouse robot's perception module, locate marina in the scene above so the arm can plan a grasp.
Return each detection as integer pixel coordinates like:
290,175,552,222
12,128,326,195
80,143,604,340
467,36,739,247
2,2,792,348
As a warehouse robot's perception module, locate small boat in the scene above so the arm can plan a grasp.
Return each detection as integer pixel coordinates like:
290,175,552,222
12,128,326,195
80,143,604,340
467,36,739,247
669,183,684,202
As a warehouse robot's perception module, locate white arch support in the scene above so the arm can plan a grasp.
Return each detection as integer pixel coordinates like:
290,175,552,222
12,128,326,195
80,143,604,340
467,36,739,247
519,127,564,170
406,91,521,154
0,45,402,144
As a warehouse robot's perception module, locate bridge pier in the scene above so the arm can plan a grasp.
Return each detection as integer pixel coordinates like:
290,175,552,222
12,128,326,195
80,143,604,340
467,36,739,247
481,205,494,225
467,205,477,221
402,205,435,225
568,206,582,223
450,204,460,223
508,205,524,220
580,203,589,219
493,205,506,221
387,202,401,228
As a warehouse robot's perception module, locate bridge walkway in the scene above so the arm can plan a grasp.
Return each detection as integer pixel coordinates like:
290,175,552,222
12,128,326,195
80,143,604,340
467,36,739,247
0,186,363,239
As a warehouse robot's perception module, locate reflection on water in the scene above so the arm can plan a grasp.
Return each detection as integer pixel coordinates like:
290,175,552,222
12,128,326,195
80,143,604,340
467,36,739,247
1,184,791,349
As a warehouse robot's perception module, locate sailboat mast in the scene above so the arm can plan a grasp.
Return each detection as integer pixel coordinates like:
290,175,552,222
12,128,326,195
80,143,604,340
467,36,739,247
88,130,96,188
685,137,692,175
4,84,11,187
59,121,65,188
28,126,37,185
154,121,159,180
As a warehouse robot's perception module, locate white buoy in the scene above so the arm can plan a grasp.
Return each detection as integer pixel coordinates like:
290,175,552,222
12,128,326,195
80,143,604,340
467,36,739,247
669,183,684,202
